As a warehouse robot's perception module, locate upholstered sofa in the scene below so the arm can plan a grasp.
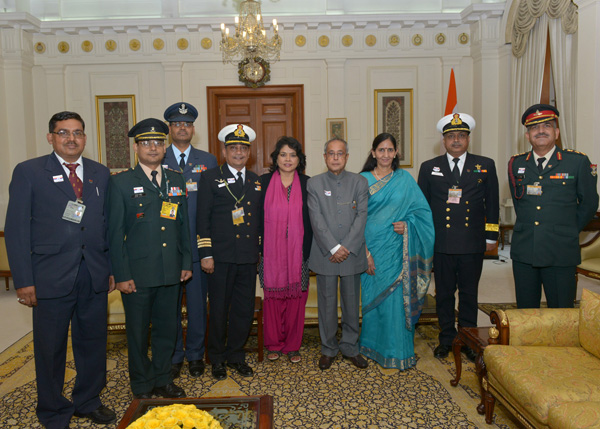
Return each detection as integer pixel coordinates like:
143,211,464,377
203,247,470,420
482,289,600,428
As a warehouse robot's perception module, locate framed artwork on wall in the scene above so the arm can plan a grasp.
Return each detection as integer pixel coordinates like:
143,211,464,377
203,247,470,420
95,94,137,172
326,118,347,142
374,89,413,168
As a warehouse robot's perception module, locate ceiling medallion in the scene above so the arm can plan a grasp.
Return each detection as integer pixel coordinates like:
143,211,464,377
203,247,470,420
34,42,46,54
389,35,400,46
201,38,212,50
435,33,446,45
365,35,376,47
412,34,423,46
318,35,329,47
459,33,469,45
105,40,117,52
295,35,306,47
177,38,189,50
129,39,141,51
153,38,165,51
342,35,353,47
58,41,70,53
238,57,271,88
81,40,93,52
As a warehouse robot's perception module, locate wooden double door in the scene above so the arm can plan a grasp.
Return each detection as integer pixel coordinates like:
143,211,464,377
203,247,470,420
206,85,305,174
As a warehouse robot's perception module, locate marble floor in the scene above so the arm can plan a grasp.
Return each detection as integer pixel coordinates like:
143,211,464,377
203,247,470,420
1,245,600,354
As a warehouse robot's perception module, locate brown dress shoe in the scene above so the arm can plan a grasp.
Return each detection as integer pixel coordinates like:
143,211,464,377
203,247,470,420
318,354,336,370
342,354,368,369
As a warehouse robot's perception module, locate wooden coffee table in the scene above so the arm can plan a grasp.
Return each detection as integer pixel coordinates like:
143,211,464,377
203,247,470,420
117,395,273,428
450,326,491,415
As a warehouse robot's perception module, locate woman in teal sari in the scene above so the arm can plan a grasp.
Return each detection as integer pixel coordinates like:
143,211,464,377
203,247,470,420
360,133,435,369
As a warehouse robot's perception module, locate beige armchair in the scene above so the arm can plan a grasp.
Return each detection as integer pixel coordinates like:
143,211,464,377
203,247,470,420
578,231,600,281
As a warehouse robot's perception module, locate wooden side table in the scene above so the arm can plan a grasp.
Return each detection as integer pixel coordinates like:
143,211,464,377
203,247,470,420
499,224,514,250
450,326,491,415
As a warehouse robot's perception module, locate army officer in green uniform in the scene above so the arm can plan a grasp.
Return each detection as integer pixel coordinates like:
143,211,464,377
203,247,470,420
107,118,192,398
509,104,599,308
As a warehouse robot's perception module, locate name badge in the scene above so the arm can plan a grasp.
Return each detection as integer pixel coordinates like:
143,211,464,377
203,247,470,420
160,201,178,220
232,207,245,225
431,172,443,176
186,181,198,192
527,185,542,196
134,186,144,194
53,175,64,183
448,188,462,204
518,167,526,174
62,201,86,223
227,178,236,184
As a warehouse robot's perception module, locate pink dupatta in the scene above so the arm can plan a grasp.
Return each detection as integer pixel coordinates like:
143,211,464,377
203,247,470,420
263,170,304,299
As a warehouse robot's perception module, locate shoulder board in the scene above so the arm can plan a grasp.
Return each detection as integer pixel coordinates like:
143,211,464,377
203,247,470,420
510,151,528,159
111,168,131,176
563,149,587,156
164,167,183,174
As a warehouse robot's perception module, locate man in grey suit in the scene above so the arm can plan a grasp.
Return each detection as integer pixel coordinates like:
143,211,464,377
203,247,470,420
307,138,369,370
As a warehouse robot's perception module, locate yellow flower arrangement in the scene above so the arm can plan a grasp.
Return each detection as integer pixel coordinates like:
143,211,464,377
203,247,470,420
127,404,223,429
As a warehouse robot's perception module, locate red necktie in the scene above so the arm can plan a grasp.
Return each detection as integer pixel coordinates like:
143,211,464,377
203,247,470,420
64,163,83,199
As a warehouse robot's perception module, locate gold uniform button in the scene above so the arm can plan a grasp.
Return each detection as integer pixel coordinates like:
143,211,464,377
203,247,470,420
446,224,451,228
162,243,167,247
247,201,251,205
534,221,539,226
536,206,541,210
539,176,543,179
562,182,566,185
236,234,240,238
467,209,470,212
246,235,250,238
465,217,469,221
465,223,469,227
446,208,451,212
465,201,469,205
161,226,166,231
446,216,450,220
139,203,143,207
247,222,250,226
248,213,252,217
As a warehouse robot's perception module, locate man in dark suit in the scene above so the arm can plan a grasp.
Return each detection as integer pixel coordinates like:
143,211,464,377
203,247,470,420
197,124,261,380
509,104,598,308
418,113,499,360
162,102,217,379
4,111,116,428
107,118,192,399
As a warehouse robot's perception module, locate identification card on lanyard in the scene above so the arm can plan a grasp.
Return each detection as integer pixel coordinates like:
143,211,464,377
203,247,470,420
63,200,86,223
160,201,178,220
448,187,462,204
527,183,543,196
232,207,245,225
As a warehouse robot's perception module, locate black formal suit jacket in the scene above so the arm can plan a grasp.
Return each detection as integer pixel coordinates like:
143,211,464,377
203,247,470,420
197,164,262,264
5,153,111,298
418,153,499,254
162,145,217,263
258,171,313,262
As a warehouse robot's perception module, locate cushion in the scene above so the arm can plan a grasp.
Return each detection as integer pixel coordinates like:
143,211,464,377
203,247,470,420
579,288,600,359
484,345,600,425
548,401,600,429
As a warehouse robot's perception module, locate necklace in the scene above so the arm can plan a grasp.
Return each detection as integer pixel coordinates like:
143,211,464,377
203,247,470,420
373,168,393,182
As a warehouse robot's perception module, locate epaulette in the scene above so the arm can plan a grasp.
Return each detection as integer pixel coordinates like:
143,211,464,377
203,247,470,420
563,149,587,156
510,151,528,159
164,167,183,174
111,168,131,175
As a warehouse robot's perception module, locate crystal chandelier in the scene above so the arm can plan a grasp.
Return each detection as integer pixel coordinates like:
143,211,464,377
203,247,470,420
220,0,282,65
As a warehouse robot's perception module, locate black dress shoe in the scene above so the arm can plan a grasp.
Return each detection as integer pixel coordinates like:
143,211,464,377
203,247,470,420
73,405,116,425
318,354,336,370
170,362,183,380
227,362,254,377
212,363,227,380
342,354,368,369
188,360,205,377
133,392,153,399
434,344,451,358
152,383,186,398
462,346,478,363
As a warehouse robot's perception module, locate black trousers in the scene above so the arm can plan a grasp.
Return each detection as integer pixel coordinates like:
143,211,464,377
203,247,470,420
433,252,484,346
207,262,257,365
512,261,576,308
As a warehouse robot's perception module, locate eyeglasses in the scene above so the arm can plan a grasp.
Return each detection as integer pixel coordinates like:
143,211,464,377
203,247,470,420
170,122,193,128
52,130,85,139
326,151,346,158
136,141,165,147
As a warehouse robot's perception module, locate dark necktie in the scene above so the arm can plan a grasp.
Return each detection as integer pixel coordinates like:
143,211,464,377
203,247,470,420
236,171,244,190
537,157,546,172
151,170,160,189
452,158,461,183
179,153,186,170
64,163,82,199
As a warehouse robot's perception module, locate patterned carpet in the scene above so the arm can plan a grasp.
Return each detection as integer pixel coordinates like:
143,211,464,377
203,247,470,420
0,326,519,428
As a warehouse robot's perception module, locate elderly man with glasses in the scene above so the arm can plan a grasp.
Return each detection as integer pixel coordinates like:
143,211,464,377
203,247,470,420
107,118,192,400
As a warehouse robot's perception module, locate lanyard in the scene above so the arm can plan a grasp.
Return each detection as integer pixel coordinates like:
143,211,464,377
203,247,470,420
150,167,171,201
220,164,246,207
